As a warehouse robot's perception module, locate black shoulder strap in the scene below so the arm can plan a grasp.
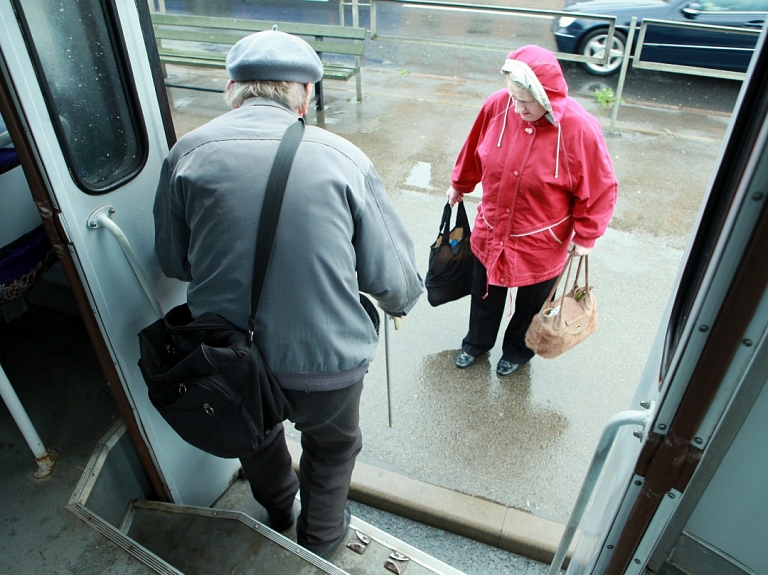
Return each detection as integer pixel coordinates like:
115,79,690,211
249,118,305,338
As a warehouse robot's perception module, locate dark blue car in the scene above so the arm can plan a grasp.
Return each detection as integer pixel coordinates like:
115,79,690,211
552,0,767,76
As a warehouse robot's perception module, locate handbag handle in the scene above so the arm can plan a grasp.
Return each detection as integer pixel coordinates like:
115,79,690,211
545,253,590,330
248,118,305,341
567,254,589,293
439,201,470,242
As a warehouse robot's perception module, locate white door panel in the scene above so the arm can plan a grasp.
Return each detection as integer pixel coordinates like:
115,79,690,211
0,0,238,505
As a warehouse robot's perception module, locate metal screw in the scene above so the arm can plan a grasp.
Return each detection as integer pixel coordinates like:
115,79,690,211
743,339,753,347
607,545,614,550
752,192,764,201
658,423,667,430
640,400,651,409
635,480,642,486
668,493,676,499
108,207,116,214
699,325,709,332
634,558,641,565
633,430,644,439
694,437,703,444
88,220,97,228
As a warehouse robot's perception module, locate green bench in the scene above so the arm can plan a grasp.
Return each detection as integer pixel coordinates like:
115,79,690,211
150,13,366,111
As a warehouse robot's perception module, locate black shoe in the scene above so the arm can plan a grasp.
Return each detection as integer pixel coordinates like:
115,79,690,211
267,508,295,532
319,505,352,560
496,359,522,377
455,350,476,368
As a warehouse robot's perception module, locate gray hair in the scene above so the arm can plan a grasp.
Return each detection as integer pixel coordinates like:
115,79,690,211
223,80,310,111
502,73,531,99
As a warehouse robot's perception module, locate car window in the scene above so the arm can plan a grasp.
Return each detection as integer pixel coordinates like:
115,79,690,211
701,0,768,10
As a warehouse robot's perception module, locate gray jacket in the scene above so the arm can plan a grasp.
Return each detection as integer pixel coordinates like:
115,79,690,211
154,98,424,391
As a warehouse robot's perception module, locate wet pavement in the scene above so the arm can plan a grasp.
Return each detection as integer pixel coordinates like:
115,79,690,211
164,34,733,531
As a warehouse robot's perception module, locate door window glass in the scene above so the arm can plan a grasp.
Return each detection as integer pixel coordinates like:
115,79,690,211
12,0,147,193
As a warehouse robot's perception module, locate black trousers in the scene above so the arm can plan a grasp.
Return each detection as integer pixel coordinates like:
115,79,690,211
461,257,557,364
239,378,363,554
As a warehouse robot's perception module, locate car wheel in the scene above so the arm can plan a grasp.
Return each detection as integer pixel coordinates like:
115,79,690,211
579,28,627,76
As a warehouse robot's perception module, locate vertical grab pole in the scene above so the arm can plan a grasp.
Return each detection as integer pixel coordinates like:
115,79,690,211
0,364,59,478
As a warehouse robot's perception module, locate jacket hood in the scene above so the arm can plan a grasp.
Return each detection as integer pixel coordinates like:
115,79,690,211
501,45,568,126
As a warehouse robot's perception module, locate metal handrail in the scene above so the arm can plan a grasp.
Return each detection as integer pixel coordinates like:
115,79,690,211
86,206,164,319
547,408,652,575
633,17,758,80
368,0,617,67
368,1,758,123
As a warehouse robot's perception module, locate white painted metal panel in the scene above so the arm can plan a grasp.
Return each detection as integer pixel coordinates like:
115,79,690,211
0,0,238,506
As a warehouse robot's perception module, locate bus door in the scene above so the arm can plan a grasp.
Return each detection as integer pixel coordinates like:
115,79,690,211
0,0,239,506
561,22,768,575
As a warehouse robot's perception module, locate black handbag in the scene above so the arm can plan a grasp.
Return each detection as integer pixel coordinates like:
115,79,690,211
425,201,475,306
137,119,304,458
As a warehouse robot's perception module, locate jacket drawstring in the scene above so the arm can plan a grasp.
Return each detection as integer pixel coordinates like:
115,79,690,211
497,95,512,148
554,123,561,179
498,96,561,179
482,249,504,300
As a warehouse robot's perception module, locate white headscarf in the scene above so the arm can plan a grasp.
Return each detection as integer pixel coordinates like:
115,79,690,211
500,58,555,125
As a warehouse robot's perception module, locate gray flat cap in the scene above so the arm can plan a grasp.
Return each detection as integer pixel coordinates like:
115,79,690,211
226,28,323,83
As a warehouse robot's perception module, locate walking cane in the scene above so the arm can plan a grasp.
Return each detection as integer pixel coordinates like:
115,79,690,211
384,315,401,428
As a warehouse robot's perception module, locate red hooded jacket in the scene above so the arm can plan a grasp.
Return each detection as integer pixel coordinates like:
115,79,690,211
451,45,617,288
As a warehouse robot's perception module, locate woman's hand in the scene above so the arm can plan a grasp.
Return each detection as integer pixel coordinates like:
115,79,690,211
446,186,464,207
568,242,591,257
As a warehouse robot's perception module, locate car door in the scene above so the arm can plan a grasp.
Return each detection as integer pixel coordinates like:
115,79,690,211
0,0,239,506
665,0,767,71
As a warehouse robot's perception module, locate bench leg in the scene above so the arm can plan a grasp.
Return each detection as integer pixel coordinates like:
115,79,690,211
315,79,324,111
355,71,362,104
355,56,362,104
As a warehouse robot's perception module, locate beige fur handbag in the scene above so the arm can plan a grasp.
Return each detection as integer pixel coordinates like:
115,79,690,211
525,254,598,358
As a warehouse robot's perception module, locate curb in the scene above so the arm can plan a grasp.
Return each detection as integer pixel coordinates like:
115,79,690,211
287,439,570,567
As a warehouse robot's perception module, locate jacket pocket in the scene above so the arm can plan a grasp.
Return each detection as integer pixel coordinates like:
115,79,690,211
510,215,572,246
546,216,573,245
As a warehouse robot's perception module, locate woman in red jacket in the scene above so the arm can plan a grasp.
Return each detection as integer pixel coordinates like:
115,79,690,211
448,45,617,376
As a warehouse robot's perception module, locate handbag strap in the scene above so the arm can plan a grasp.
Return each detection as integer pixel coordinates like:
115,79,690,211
439,201,471,241
248,118,305,340
570,254,589,292
545,253,574,305
544,253,590,325
455,201,470,232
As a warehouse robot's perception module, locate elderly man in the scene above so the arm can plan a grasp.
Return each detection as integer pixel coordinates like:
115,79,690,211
153,29,424,559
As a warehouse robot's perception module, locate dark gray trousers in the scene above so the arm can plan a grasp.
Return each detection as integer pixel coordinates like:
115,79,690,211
239,378,364,554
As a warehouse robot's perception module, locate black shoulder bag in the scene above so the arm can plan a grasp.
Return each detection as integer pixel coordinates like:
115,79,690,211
137,119,304,458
